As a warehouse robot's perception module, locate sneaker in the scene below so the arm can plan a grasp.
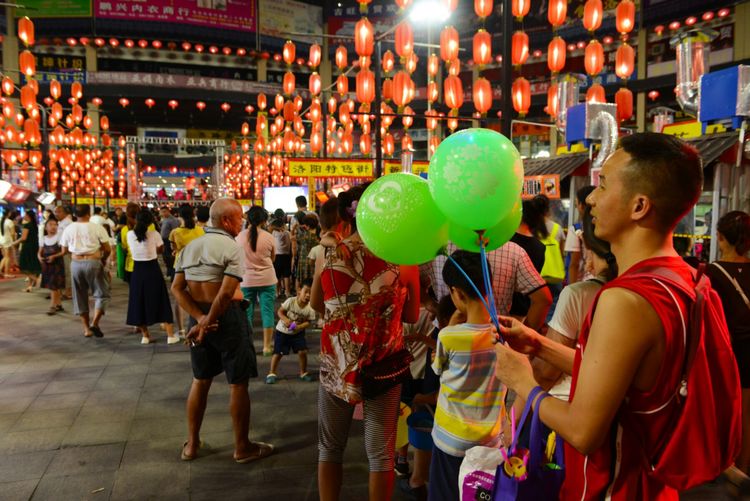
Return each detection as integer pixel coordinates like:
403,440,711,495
299,373,314,382
394,461,410,478
141,336,154,345
397,477,427,501
265,374,278,384
167,335,181,345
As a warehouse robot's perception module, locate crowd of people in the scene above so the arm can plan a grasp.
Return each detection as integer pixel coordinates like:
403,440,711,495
1,132,749,500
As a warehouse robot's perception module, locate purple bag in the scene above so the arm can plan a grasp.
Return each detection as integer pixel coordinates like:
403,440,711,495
492,386,564,501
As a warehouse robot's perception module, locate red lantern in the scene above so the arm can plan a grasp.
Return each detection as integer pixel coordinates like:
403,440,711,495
615,43,635,79
547,83,559,117
309,72,322,96
440,26,459,62
257,93,267,110
512,31,529,66
282,40,296,65
359,134,371,156
512,77,531,116
648,90,660,101
168,99,178,110
616,0,636,34
615,87,633,122
2,77,14,96
283,101,296,122
19,50,35,77
584,40,604,76
395,21,413,58
275,93,285,111
512,0,530,18
221,102,231,113
281,71,295,96
428,54,440,77
548,36,566,73
427,81,439,103
475,0,493,18
356,68,375,104
548,0,567,28
393,71,413,108
586,83,606,103
382,50,395,74
145,98,156,108
335,45,348,70
355,17,374,57
309,43,321,68
336,74,349,96
20,84,35,110
473,77,492,114
444,75,464,110
71,81,83,100
196,101,206,111
402,106,415,129
383,133,394,156
382,78,393,101
18,17,34,46
328,97,337,115
473,30,492,66
117,97,129,108
583,0,603,32
310,99,322,122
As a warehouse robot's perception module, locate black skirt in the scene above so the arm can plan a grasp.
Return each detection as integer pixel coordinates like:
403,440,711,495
126,259,174,326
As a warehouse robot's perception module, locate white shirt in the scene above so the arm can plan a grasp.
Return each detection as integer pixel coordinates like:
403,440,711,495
308,244,325,263
126,230,163,261
43,233,61,247
275,296,316,334
0,219,15,246
90,214,106,226
564,224,594,281
57,216,74,236
60,221,110,255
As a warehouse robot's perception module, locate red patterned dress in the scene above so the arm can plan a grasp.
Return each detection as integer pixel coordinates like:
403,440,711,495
320,237,407,404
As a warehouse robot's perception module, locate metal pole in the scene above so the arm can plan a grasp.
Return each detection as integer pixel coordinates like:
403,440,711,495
374,40,383,178
709,163,723,262
501,0,513,137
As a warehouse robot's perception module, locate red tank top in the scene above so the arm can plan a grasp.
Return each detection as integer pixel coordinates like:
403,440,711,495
561,257,693,501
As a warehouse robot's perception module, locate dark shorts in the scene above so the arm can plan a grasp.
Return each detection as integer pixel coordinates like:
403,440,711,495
428,446,463,501
274,254,292,279
400,378,424,405
273,329,308,355
188,302,258,384
733,339,750,388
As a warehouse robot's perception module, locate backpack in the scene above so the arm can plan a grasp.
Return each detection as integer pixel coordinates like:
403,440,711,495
626,265,742,491
540,222,565,283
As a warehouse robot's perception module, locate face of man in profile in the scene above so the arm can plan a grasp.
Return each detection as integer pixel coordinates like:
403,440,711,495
221,203,244,237
586,149,634,243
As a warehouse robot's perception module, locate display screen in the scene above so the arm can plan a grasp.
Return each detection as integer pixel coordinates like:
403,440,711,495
263,186,309,214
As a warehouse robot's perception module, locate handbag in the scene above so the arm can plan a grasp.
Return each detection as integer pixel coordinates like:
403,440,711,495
360,348,414,399
493,386,564,501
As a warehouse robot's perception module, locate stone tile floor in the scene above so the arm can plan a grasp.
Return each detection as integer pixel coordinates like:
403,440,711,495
0,275,738,500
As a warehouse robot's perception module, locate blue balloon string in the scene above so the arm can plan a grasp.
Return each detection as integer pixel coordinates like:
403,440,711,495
445,254,493,317
479,236,504,344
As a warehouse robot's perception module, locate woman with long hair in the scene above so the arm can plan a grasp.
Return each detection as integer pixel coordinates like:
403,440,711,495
1,209,19,278
269,212,292,298
169,205,205,336
119,202,141,284
236,206,277,355
15,210,41,292
126,210,178,345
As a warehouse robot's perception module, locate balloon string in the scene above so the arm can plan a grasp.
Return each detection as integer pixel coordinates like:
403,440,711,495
445,254,493,318
479,235,504,344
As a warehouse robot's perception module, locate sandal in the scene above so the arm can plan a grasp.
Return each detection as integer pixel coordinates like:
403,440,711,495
234,441,274,464
46,307,57,316
180,440,204,461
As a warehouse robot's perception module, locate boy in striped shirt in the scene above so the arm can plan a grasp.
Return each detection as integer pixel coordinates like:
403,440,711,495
429,251,506,501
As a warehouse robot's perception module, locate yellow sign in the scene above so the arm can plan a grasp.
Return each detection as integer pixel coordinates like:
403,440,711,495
288,158,373,178
73,197,129,206
556,143,589,155
662,120,726,138
384,160,430,176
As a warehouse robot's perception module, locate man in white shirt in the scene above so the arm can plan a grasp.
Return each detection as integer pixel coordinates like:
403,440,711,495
55,205,75,298
60,205,112,338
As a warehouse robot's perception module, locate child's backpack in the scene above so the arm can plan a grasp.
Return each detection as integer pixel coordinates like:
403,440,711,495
626,265,742,490
540,222,565,284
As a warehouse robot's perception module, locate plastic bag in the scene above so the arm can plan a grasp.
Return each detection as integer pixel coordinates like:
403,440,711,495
460,446,504,501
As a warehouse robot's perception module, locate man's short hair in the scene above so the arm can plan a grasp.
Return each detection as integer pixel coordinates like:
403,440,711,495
442,250,490,300
209,198,239,226
93,206,102,215
576,185,595,206
56,205,70,214
196,205,210,223
75,205,91,218
618,133,703,231
319,198,340,231
295,195,307,208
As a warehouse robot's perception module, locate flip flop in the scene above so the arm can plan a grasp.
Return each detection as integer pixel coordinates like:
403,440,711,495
181,440,204,461
235,442,274,464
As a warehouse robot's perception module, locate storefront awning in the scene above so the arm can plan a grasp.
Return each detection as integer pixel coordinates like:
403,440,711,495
686,132,740,166
523,153,589,179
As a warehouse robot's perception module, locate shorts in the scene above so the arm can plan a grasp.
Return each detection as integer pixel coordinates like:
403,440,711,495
188,302,258,384
427,447,464,501
274,254,292,279
273,329,308,355
400,378,424,405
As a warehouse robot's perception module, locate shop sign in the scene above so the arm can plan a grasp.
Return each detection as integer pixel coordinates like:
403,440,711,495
17,0,91,17
383,160,429,176
288,158,373,178
259,0,323,41
87,72,281,95
522,175,560,200
33,54,86,84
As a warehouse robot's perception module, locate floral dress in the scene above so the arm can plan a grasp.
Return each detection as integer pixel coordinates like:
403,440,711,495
295,228,319,284
319,237,407,403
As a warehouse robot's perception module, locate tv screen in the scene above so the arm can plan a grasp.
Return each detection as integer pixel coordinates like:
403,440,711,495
263,186,309,214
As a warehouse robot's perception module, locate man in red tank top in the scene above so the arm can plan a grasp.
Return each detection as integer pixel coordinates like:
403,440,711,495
495,133,704,500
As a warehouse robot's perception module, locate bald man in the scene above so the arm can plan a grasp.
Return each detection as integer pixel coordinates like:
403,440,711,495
172,198,273,464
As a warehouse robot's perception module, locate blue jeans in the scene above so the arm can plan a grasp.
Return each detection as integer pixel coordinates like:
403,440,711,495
241,285,277,329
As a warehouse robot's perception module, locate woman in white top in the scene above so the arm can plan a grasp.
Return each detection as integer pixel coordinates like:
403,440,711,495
237,206,277,355
0,209,19,278
126,210,178,345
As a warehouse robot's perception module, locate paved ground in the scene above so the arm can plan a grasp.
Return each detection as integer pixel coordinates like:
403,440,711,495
0,274,739,500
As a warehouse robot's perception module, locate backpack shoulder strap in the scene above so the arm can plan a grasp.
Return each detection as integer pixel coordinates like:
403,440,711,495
711,262,750,310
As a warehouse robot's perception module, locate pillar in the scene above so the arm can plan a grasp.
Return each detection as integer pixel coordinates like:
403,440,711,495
636,28,648,132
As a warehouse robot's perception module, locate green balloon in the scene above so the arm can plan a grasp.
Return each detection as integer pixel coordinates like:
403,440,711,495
357,173,449,265
429,128,524,230
449,199,522,252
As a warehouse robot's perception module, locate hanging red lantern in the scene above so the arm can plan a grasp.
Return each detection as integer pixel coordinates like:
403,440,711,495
382,78,393,101
548,0,567,27
547,83,559,117
583,0,603,32
584,40,604,76
512,0,530,18
402,133,413,152
444,75,464,110
20,84,35,110
328,96,337,115
257,93,267,110
359,134,372,156
196,101,206,111
427,81,439,103
71,81,83,100
615,43,635,79
395,21,413,59
309,99,322,122
586,83,606,103
393,71,413,108
473,77,492,115
383,133,395,156
356,68,375,104
221,102,231,113
241,122,250,136
168,99,178,110
119,97,129,108
282,40,296,65
309,72,322,96
19,50,35,77
512,77,531,116
615,87,633,121
473,30,492,66
402,52,417,74
145,98,156,108
275,93,285,111
401,106,415,129
309,43,321,68
256,114,267,136
382,50,395,74
511,31,529,66
428,54,440,77
1,77,13,96
548,36,566,73
616,0,636,34
440,26,460,62
283,71,296,95
335,45,348,71
336,74,349,96
355,17,374,57
18,17,34,46
283,101,296,122
475,0,493,18
648,90,660,101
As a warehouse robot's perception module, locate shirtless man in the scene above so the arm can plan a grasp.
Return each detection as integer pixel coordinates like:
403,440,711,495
171,198,273,463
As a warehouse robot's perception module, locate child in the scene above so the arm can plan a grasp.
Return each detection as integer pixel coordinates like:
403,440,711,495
428,251,506,501
37,218,65,315
266,278,317,384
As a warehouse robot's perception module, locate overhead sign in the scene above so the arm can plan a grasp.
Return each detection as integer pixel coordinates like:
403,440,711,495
522,175,560,200
95,0,257,32
87,72,281,95
384,160,429,176
17,0,91,17
259,0,322,40
33,54,86,84
288,159,373,178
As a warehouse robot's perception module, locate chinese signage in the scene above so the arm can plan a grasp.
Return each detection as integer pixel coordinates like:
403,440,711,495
87,72,280,94
383,160,429,176
288,159,373,178
259,0,322,41
34,54,86,84
17,0,91,17
95,0,257,32
522,175,560,200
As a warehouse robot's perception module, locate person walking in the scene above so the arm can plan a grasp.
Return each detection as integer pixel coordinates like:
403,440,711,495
1,209,19,278
15,210,41,292
55,205,74,298
159,206,180,279
60,205,111,338
171,198,272,464
38,217,65,315
237,206,277,356
126,210,179,345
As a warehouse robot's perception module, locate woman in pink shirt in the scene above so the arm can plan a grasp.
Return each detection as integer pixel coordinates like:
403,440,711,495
237,206,277,355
